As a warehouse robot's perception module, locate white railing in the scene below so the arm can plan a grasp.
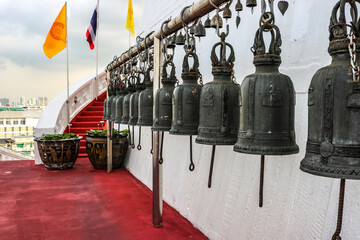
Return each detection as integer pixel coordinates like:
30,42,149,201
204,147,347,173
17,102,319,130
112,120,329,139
34,68,107,165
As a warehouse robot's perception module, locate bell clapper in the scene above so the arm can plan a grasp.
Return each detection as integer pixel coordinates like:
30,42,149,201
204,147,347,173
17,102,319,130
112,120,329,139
159,131,164,164
131,125,135,149
189,135,195,171
128,125,132,148
137,126,142,150
208,145,216,188
332,179,346,240
150,130,154,154
259,155,265,207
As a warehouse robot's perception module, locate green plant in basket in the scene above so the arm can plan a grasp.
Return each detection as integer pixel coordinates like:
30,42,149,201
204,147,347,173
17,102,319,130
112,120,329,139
35,133,80,141
86,129,129,136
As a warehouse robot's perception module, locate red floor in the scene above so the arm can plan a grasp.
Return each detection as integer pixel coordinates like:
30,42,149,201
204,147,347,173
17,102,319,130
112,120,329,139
0,159,207,240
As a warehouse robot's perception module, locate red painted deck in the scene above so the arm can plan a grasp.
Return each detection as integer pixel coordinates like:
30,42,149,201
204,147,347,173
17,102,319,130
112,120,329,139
0,159,207,240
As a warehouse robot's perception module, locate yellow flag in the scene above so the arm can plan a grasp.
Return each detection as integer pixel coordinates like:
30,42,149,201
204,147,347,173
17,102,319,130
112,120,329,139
43,3,67,59
126,0,135,37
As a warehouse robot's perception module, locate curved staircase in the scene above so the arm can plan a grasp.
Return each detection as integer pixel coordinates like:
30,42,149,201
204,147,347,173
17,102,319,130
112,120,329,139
64,92,107,159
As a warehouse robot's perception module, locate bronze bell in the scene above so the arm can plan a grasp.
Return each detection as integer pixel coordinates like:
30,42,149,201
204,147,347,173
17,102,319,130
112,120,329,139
121,71,136,125
235,0,243,11
114,76,127,124
167,35,176,49
110,72,122,122
210,14,223,29
103,80,116,121
176,31,186,45
138,65,154,126
234,12,299,207
170,52,202,135
246,0,257,8
194,20,206,38
300,0,360,181
196,25,240,187
129,72,145,125
152,60,177,131
204,14,211,28
223,4,232,19
300,2,360,239
234,19,298,156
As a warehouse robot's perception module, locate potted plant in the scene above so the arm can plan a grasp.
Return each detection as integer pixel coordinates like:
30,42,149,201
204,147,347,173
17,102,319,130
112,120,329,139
35,133,82,170
86,129,129,170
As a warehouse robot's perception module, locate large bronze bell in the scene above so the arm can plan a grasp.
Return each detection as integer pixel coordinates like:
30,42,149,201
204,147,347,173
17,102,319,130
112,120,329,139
103,79,116,121
129,72,145,126
300,1,360,239
196,25,240,187
170,53,201,135
137,64,154,127
110,71,122,122
121,70,136,125
152,60,177,131
114,73,127,124
234,12,298,207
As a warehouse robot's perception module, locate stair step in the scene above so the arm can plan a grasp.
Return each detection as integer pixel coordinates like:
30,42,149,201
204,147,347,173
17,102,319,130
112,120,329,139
78,153,88,158
71,127,93,133
87,106,104,111
81,111,104,116
76,116,103,122
71,122,104,128
92,102,104,106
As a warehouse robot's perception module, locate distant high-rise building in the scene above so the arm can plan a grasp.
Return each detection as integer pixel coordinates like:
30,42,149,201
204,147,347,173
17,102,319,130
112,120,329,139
38,97,44,106
20,97,25,106
31,97,36,106
44,97,48,106
0,98,9,107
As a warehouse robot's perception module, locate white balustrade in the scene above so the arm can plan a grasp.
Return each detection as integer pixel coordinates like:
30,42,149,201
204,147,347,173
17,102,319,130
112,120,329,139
34,68,107,165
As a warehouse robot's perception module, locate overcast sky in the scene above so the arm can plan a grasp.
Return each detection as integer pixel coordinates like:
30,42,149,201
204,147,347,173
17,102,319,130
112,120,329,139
0,0,146,103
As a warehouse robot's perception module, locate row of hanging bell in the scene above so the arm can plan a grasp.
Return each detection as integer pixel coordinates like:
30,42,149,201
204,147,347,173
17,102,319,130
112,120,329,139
234,11,298,207
300,1,360,239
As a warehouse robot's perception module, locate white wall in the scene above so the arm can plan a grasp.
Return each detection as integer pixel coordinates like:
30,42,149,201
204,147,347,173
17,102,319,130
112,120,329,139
122,0,360,239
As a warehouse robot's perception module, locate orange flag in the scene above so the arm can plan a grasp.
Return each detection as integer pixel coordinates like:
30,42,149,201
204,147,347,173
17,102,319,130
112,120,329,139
43,3,67,59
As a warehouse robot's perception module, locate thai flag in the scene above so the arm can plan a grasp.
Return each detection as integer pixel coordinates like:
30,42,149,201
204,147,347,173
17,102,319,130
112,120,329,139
86,4,98,50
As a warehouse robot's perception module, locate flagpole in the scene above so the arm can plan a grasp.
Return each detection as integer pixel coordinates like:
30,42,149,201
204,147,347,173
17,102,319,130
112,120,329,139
66,1,70,125
95,0,99,100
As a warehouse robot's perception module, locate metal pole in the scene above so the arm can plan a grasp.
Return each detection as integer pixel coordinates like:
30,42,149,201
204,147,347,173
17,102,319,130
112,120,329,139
66,1,70,125
106,70,113,173
152,37,163,227
95,0,99,99
108,0,230,71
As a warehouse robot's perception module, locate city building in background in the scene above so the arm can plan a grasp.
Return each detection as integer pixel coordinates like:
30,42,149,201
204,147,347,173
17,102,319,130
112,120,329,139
0,98,9,107
0,111,42,156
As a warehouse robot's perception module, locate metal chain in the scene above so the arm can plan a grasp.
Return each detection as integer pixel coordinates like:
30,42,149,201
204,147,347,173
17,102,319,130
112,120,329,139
348,31,360,83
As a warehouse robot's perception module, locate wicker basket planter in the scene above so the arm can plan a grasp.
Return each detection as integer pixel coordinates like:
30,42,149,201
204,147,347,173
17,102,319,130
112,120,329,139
35,137,82,170
86,134,128,170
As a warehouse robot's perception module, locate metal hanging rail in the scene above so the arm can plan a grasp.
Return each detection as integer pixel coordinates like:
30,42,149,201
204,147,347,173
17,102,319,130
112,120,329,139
106,0,230,71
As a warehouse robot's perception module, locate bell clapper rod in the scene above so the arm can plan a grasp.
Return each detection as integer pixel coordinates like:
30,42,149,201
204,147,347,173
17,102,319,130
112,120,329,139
150,130,154,154
189,135,195,171
332,179,346,240
259,155,265,207
131,125,135,148
137,126,142,150
159,131,164,164
208,145,216,188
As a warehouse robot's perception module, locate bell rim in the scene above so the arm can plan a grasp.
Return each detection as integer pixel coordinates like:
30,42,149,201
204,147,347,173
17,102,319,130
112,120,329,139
300,159,360,180
195,137,237,145
169,129,198,135
233,145,299,155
